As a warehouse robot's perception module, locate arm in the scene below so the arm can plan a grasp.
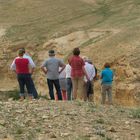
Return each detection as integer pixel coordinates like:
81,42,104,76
10,59,16,73
30,67,35,75
59,59,66,74
59,64,66,74
41,60,48,74
100,71,103,79
91,66,96,80
41,66,47,74
82,66,89,81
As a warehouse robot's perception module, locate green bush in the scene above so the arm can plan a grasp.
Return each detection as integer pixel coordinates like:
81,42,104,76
130,108,140,118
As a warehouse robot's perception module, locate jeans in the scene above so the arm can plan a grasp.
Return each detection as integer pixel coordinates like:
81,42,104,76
101,84,112,104
17,74,33,97
47,79,62,100
29,75,38,99
66,78,72,100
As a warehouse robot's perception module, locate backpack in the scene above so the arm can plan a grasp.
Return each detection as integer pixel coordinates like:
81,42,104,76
94,65,98,80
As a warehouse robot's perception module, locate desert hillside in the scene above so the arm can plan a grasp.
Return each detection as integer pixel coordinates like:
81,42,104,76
0,0,139,106
0,0,140,140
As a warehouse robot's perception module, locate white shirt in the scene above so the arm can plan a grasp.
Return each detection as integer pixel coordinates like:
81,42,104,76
84,62,95,82
65,64,71,78
23,53,36,68
59,67,66,79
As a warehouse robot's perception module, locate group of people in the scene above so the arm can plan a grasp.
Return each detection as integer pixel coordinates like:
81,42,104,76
10,47,114,104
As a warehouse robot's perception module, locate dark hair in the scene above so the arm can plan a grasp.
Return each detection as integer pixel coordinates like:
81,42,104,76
48,50,55,56
104,62,110,68
18,49,24,56
20,47,25,53
73,47,80,56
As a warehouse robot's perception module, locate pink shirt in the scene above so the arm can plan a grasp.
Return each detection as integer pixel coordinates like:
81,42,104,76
69,56,85,78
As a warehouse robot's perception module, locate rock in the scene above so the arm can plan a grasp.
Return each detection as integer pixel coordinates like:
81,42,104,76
8,98,13,101
108,127,117,132
49,133,57,138
125,121,130,125
0,120,5,126
42,115,49,119
60,132,70,137
134,120,140,124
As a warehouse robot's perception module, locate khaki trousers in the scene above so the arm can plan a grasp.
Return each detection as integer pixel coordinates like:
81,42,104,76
72,76,85,100
101,84,112,104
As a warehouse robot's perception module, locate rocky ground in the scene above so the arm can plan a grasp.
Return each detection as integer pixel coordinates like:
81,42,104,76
0,1,140,139
0,99,139,140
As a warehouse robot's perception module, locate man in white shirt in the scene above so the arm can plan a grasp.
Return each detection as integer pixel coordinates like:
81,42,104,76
83,58,95,101
21,48,38,99
65,64,73,100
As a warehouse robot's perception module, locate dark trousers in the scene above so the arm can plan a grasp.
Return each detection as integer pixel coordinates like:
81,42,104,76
86,81,93,97
17,74,33,97
29,76,38,99
47,79,62,100
66,78,73,100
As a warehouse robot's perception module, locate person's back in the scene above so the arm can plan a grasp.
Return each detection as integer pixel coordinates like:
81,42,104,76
65,64,73,100
10,49,33,100
41,50,65,100
101,68,113,85
15,57,29,74
44,57,64,80
84,62,95,82
20,48,38,99
66,64,71,78
68,48,89,100
100,63,114,104
69,56,85,77
59,67,66,79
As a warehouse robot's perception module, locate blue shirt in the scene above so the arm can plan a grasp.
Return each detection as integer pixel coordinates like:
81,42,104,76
101,68,113,85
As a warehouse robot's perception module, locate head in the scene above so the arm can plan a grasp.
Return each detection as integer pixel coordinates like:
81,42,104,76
48,50,55,56
87,59,93,64
20,47,25,53
18,49,25,57
73,47,80,56
82,56,88,62
104,62,110,68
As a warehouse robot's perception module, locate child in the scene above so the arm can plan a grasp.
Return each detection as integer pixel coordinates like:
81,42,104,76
100,63,114,105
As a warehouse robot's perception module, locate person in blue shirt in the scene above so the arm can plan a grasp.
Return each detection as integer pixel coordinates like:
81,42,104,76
100,63,114,104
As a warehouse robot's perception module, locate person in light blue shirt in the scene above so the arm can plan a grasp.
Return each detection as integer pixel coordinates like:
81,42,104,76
21,48,38,99
100,63,114,104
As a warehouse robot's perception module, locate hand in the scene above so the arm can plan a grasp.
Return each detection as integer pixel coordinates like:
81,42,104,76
86,76,90,81
44,70,47,74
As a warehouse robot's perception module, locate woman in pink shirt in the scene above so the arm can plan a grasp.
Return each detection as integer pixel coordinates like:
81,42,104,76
68,48,89,100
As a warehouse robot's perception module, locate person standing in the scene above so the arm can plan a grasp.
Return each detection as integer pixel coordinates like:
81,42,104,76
41,50,65,100
100,63,114,105
10,49,34,100
68,48,89,100
55,67,67,100
83,58,95,101
21,48,38,99
66,64,73,100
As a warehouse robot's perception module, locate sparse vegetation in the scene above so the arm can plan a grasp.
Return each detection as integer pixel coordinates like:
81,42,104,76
0,0,140,139
96,118,105,124
130,108,140,118
0,90,19,101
